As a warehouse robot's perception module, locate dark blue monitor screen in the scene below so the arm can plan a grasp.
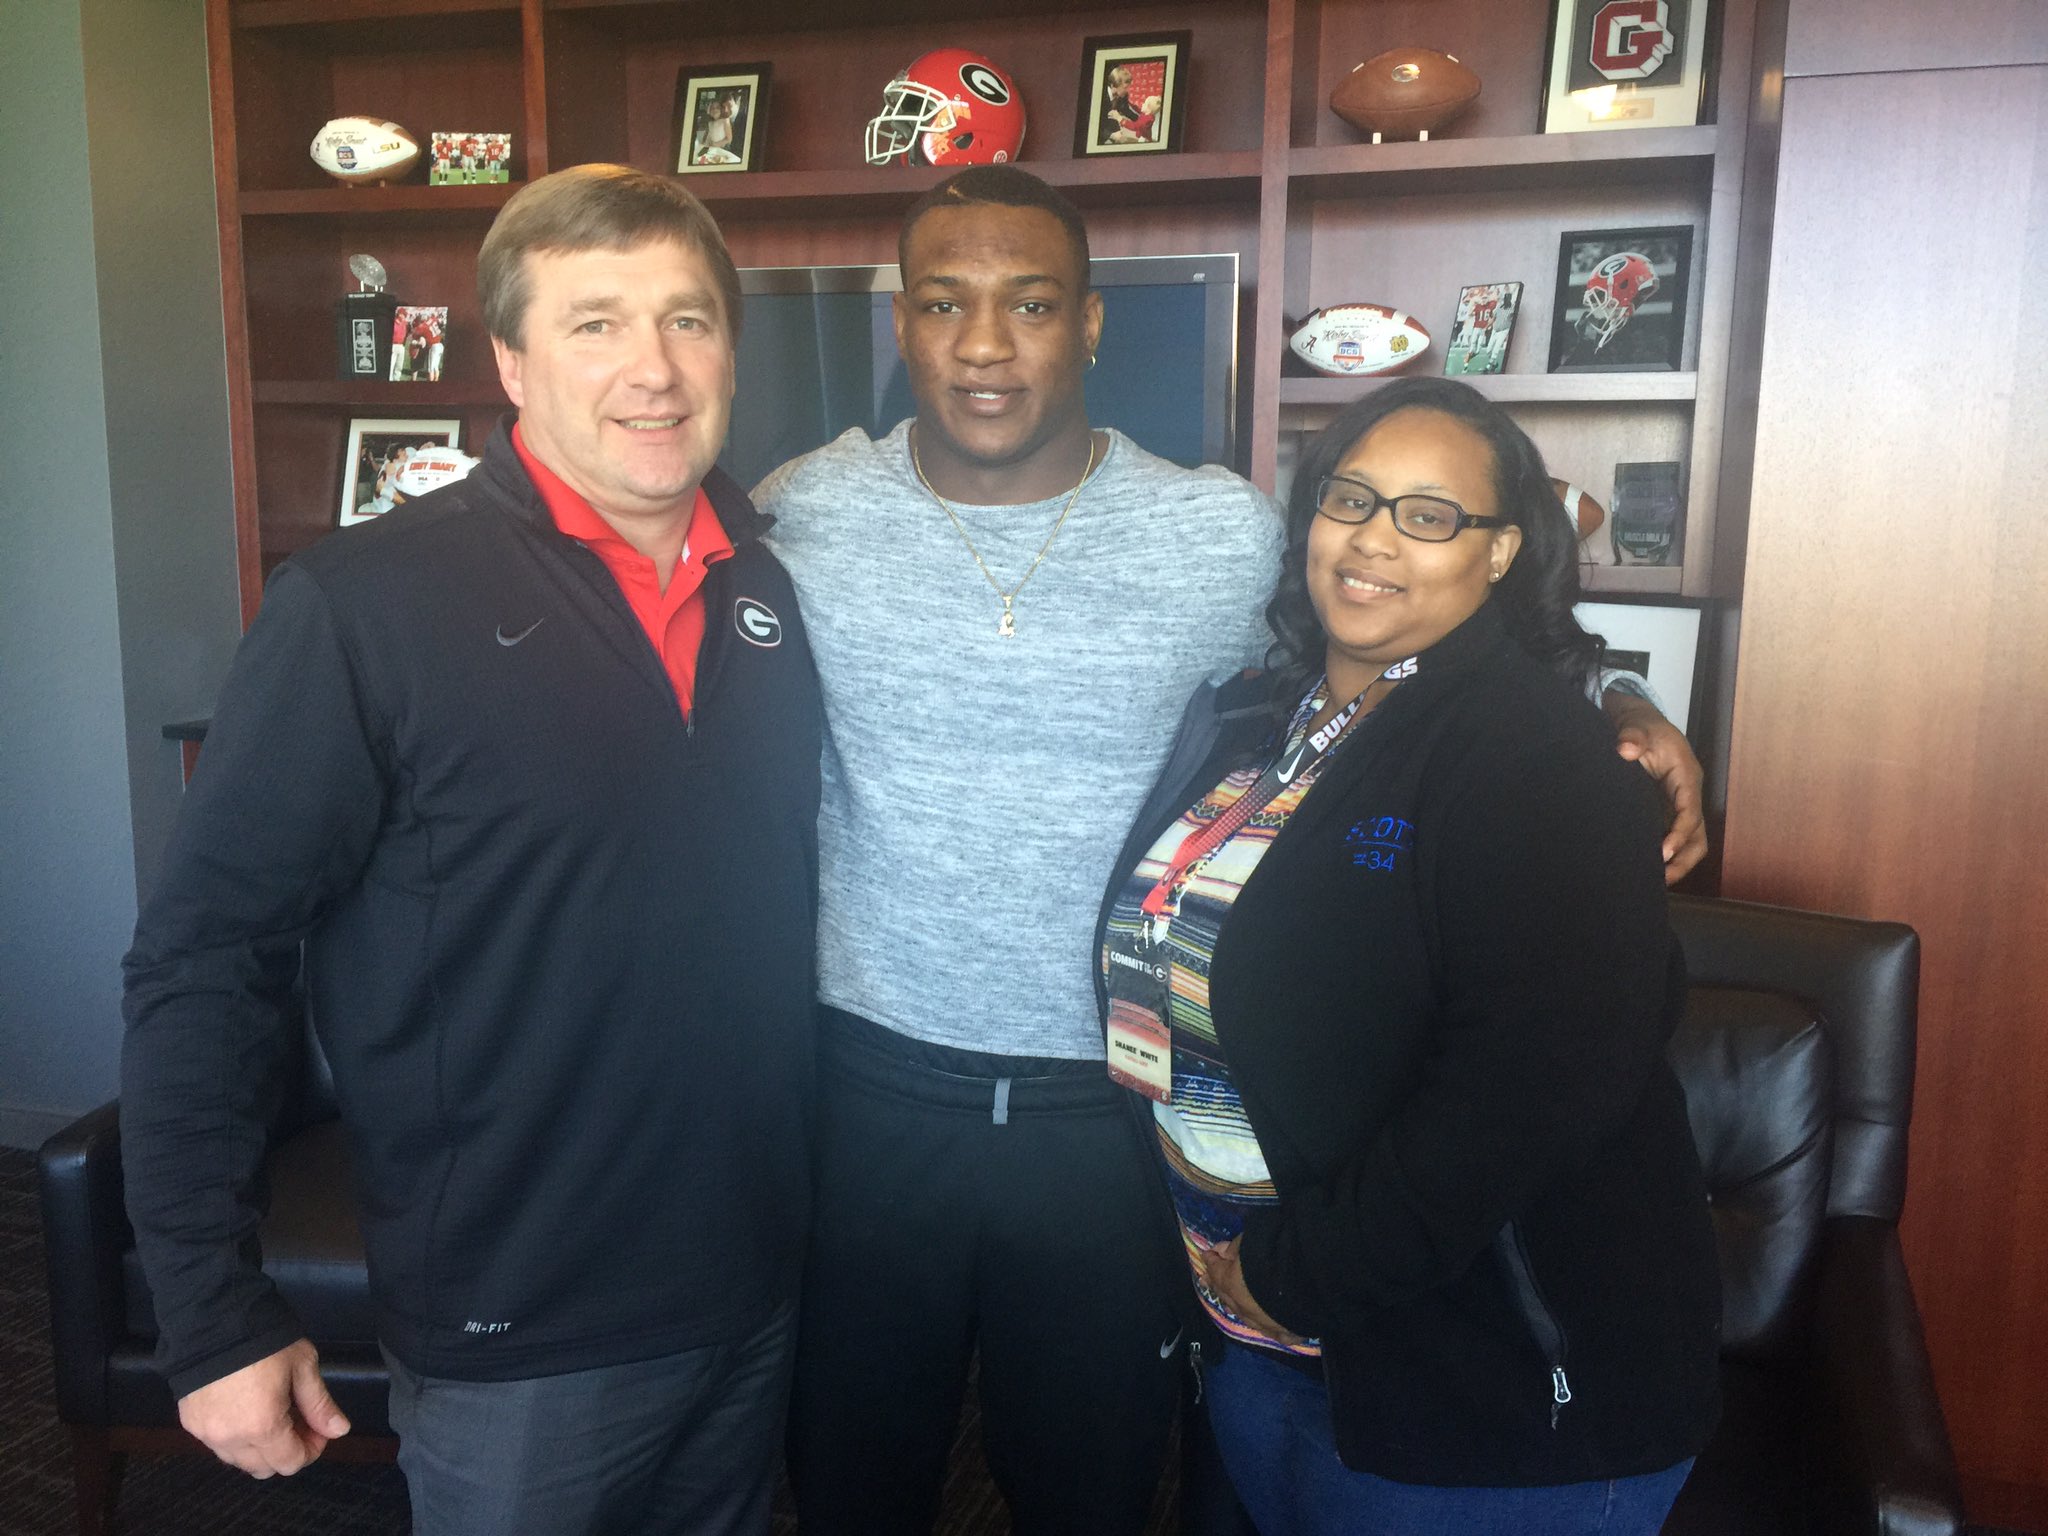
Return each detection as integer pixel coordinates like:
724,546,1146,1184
720,255,1239,492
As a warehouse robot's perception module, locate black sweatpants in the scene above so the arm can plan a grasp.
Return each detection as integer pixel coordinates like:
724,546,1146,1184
787,1010,1185,1536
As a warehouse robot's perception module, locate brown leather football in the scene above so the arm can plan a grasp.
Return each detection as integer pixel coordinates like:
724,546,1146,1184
1329,48,1481,140
1553,479,1607,540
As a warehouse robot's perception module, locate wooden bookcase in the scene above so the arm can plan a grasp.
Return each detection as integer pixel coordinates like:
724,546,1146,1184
206,0,1768,623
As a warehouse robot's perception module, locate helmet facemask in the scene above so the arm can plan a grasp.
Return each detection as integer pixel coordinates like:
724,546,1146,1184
866,77,957,165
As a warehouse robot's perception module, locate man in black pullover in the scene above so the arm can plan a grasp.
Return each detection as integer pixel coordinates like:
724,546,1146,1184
120,166,822,1536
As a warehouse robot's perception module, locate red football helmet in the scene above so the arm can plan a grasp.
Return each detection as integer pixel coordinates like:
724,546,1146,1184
865,49,1026,167
1578,251,1660,349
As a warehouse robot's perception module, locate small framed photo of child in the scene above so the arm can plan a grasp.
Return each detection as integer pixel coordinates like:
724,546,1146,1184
672,64,771,174
1074,33,1191,157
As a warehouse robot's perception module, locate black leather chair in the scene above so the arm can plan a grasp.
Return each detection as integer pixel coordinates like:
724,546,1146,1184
1659,894,1962,1536
38,1011,394,1536
1180,893,1964,1536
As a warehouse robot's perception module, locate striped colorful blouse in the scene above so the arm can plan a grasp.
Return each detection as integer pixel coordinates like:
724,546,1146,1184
1101,688,1350,1359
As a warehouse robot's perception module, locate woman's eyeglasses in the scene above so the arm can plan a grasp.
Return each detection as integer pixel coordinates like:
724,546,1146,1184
1313,476,1510,543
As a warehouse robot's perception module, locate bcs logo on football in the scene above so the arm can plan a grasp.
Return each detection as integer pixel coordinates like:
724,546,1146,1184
734,598,783,647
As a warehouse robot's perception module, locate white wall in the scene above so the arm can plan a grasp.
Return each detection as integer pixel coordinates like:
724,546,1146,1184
0,0,239,1147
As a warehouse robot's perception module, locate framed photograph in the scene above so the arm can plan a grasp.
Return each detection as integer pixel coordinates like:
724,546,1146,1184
672,64,771,173
1443,281,1522,375
1075,32,1191,157
1610,459,1687,565
429,131,511,184
1541,0,1712,133
1574,599,1705,731
388,306,449,382
340,418,459,527
1548,225,1692,372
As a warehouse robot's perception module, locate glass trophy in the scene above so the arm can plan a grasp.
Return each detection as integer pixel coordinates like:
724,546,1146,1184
336,254,400,380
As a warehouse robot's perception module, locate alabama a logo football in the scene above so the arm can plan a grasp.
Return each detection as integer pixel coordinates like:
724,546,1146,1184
1588,0,1675,81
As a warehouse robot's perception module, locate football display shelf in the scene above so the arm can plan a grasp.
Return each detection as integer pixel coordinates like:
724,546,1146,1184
1279,373,1701,408
240,183,524,218
254,381,511,407
1287,125,1719,199
687,152,1262,219
233,0,522,36
205,0,1771,618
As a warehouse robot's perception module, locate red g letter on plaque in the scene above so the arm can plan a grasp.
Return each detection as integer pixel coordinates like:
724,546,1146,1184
1590,0,1675,80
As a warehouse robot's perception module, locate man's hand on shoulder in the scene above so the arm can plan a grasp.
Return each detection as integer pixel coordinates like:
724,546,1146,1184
1603,690,1707,884
178,1339,351,1478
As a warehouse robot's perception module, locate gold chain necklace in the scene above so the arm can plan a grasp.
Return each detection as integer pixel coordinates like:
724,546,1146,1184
911,427,1098,638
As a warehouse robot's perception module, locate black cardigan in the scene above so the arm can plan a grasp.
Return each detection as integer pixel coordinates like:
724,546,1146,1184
1096,604,1720,1485
123,422,823,1395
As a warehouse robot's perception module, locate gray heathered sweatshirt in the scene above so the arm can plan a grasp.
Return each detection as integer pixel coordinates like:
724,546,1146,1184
757,421,1285,1059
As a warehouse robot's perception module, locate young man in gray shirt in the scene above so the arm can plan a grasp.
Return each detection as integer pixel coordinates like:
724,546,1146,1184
757,166,1705,1534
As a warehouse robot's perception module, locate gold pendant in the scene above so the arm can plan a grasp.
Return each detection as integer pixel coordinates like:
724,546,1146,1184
998,605,1016,638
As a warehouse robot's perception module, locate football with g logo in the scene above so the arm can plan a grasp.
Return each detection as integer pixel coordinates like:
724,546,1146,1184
1330,49,1481,141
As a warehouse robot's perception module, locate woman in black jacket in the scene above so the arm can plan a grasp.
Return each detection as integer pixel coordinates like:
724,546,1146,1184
1099,379,1719,1534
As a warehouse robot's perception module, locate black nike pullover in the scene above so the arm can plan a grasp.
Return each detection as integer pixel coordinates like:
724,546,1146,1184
121,422,823,1395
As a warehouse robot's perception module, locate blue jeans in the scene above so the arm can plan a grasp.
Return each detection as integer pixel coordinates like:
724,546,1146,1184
1206,1340,1694,1536
383,1297,795,1536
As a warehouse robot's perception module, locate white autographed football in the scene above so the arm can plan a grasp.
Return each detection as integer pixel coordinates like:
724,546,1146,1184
1288,304,1431,376
392,447,480,501
310,118,420,185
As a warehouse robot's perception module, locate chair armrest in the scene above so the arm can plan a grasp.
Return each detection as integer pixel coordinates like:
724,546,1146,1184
1807,1215,1964,1536
37,1101,131,1424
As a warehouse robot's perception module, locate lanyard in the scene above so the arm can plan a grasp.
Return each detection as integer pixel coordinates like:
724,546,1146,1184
1137,678,1372,920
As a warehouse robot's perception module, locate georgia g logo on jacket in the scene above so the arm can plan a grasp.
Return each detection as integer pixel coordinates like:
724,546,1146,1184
734,597,783,647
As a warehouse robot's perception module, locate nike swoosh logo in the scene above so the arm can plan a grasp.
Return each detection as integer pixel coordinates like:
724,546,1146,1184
1274,744,1307,784
1160,1327,1184,1359
496,618,545,647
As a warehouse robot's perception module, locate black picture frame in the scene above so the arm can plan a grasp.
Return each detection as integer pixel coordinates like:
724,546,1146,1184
1547,225,1693,373
339,418,460,527
1538,0,1712,134
672,63,772,174
1074,32,1192,157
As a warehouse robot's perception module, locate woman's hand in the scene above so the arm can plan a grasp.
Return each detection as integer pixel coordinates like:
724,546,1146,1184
1195,1238,1304,1348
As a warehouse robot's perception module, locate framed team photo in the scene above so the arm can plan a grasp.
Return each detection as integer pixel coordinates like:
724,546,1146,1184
340,418,460,527
672,64,771,173
1547,225,1692,372
1074,32,1191,157
1541,0,1713,133
428,130,511,185
1443,281,1522,375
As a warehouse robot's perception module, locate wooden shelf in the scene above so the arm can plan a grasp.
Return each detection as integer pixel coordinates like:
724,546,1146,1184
1288,126,1718,198
241,183,522,218
204,0,1763,616
546,0,1129,42
691,153,1262,219
1280,373,1699,409
1579,565,1686,595
255,380,509,407
235,0,516,28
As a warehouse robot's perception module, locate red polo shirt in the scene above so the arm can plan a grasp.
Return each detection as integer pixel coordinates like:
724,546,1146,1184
513,424,733,715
